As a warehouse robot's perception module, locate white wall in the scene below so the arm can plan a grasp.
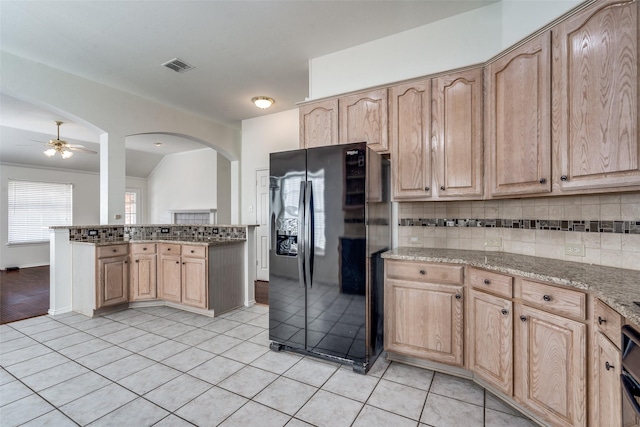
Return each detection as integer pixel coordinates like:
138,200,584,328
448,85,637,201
308,0,583,100
240,109,299,225
0,164,146,269
147,148,218,224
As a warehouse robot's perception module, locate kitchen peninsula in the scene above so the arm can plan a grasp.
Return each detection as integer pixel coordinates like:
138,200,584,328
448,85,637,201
49,224,257,318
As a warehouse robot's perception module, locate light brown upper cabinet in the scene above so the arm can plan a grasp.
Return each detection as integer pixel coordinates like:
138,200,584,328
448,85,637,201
552,0,640,192
485,32,552,197
339,89,389,152
299,99,339,148
433,68,484,198
389,79,432,199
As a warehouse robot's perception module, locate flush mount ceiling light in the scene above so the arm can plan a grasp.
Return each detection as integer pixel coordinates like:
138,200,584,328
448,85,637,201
43,121,97,159
252,96,275,109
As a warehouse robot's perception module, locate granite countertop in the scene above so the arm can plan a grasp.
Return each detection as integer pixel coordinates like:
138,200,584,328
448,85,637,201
71,238,245,247
383,247,640,327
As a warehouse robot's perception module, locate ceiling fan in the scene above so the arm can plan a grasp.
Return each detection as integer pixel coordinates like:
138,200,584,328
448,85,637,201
43,121,97,159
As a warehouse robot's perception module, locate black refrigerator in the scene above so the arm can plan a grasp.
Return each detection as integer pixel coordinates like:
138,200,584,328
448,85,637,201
268,142,390,373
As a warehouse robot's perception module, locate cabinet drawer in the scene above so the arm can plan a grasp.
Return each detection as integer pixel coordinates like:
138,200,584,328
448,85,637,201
97,244,128,258
469,268,513,298
595,299,622,349
182,245,207,258
386,260,463,285
520,279,586,320
159,244,181,256
131,243,156,255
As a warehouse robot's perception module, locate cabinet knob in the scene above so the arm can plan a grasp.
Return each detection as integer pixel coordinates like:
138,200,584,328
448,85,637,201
124,260,128,264
135,259,139,263
182,262,186,265
455,294,461,300
501,309,509,316
419,270,426,275
542,295,551,302
440,186,445,191
424,187,430,191
483,279,490,285
605,361,614,371
143,247,147,251
113,249,117,252
191,250,194,253
598,316,607,325
520,315,528,322
167,248,171,251
539,178,547,184
560,175,568,181
176,261,179,264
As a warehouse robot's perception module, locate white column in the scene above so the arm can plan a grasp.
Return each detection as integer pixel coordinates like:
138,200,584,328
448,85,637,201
49,228,72,315
100,132,126,224
230,160,240,224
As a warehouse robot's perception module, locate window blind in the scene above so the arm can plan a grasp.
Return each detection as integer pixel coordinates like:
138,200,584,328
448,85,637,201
8,179,73,244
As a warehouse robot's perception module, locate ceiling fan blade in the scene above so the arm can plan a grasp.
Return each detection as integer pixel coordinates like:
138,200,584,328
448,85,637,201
69,146,97,154
66,143,87,148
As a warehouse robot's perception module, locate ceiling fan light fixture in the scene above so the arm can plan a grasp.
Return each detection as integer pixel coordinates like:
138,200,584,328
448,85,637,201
61,149,74,159
44,148,57,157
252,96,275,109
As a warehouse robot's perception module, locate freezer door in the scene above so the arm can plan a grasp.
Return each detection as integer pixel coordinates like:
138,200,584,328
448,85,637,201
305,143,367,364
268,149,308,349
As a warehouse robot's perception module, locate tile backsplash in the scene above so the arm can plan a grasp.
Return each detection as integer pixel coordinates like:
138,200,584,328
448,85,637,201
398,193,640,271
67,224,246,243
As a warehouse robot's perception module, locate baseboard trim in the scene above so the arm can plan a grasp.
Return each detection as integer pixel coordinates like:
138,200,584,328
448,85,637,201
48,306,72,316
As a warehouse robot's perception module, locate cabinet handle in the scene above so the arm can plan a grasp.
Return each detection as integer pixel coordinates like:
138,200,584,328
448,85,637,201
175,261,179,264
135,259,139,263
440,186,445,191
124,260,128,264
542,295,551,302
182,262,186,265
419,270,426,275
143,247,147,251
606,361,614,371
520,315,527,322
483,279,490,285
560,175,568,181
113,249,117,252
501,309,509,316
455,294,461,300
190,250,194,253
598,316,607,325
167,248,171,251
539,178,547,184
425,187,430,191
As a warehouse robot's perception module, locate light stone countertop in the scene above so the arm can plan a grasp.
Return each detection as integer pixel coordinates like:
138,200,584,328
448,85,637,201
383,247,640,327
70,238,245,247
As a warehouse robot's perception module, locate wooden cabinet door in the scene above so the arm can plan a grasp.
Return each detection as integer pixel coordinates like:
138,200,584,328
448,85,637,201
594,331,622,427
469,290,513,395
299,99,339,148
389,79,431,199
131,254,157,301
552,0,640,192
486,32,552,197
515,304,586,427
339,89,388,152
433,68,484,198
385,278,464,366
97,255,128,308
181,257,207,309
158,255,181,303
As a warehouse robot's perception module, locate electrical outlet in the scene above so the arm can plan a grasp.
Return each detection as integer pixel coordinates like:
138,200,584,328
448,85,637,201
564,243,585,257
409,236,422,246
484,237,502,248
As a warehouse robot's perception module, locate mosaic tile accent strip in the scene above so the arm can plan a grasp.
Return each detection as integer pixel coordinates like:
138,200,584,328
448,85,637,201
68,225,246,243
398,218,640,234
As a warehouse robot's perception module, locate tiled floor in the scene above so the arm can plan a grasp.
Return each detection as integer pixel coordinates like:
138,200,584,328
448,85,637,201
0,305,537,426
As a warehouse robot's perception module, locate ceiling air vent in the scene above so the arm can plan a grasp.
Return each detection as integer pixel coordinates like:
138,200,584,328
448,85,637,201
161,58,195,73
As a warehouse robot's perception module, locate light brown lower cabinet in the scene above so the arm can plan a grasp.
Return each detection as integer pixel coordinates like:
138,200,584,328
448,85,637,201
96,253,129,309
384,261,465,367
594,331,622,427
515,304,587,427
130,243,157,301
468,289,513,395
157,244,208,309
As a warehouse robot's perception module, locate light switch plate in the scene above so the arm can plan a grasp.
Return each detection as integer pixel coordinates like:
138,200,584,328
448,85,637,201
409,236,422,246
564,243,585,257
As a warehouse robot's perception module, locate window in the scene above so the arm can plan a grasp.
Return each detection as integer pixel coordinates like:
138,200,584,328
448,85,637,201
124,191,137,224
8,179,72,244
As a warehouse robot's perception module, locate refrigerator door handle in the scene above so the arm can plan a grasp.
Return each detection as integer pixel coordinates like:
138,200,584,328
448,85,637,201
297,181,306,288
305,181,314,288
